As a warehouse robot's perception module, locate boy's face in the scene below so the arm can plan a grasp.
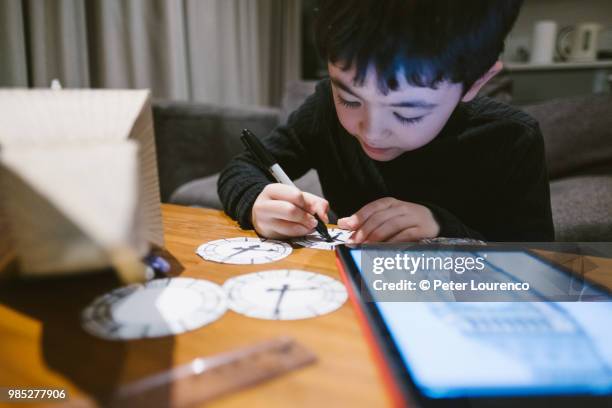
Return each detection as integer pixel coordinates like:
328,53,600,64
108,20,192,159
329,62,464,161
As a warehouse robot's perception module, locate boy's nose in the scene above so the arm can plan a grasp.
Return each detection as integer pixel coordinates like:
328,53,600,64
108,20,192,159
359,109,388,145
359,126,389,147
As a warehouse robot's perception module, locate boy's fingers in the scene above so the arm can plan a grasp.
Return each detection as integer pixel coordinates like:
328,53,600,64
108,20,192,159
259,199,317,228
349,206,415,243
263,184,308,209
343,197,398,230
350,207,403,243
386,227,422,243
264,184,327,222
362,216,418,243
270,218,315,238
302,192,330,223
337,217,352,230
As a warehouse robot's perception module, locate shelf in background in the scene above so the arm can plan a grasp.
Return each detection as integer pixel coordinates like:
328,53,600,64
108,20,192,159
505,61,612,71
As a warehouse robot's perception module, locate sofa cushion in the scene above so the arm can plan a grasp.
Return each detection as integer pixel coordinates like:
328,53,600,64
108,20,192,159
550,175,612,241
170,174,223,209
152,100,279,201
170,169,325,212
522,94,612,179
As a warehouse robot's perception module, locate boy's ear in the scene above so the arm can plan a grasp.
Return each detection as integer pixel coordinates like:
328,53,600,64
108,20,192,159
461,61,504,102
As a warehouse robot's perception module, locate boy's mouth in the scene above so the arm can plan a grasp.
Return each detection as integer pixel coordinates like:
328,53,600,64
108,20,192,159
361,141,391,155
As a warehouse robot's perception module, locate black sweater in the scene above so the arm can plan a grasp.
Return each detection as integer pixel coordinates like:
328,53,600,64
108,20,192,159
218,79,554,242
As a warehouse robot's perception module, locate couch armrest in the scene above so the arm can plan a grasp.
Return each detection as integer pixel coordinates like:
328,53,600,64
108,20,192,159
522,93,612,179
152,100,280,201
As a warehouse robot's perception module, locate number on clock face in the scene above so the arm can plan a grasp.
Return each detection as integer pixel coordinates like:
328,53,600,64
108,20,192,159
223,270,348,320
196,237,292,264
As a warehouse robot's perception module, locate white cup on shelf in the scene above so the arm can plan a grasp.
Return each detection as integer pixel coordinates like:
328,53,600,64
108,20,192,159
530,20,558,64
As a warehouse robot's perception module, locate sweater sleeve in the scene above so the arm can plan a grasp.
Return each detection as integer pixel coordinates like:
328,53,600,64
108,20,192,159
217,89,322,229
486,125,555,241
426,203,487,240
427,124,554,242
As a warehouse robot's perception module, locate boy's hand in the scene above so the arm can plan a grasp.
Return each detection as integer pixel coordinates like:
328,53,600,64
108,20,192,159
251,184,329,239
338,197,439,243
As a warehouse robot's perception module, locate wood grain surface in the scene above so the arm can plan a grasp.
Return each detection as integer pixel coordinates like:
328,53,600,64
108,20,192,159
0,204,390,408
1,204,610,408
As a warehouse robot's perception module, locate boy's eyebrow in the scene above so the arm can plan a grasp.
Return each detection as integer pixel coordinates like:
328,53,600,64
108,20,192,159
330,77,438,109
330,77,360,98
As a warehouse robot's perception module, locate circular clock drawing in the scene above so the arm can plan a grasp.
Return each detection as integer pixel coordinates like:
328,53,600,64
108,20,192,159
292,228,352,250
82,277,227,340
223,270,348,320
196,237,292,265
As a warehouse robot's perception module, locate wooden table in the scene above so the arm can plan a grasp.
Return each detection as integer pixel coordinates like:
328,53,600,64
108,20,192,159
0,204,391,407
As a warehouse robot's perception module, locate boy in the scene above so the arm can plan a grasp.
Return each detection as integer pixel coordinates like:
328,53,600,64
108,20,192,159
218,0,554,243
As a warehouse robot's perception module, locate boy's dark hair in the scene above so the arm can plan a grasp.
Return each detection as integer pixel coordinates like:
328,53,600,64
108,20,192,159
314,0,523,93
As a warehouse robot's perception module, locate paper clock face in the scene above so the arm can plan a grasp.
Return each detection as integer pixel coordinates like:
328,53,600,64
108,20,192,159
82,278,227,340
196,237,292,264
292,228,352,250
223,270,348,320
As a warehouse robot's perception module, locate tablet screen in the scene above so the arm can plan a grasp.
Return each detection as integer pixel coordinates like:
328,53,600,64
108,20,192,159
349,249,612,398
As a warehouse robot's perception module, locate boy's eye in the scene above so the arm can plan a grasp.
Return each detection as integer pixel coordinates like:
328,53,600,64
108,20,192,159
336,95,361,109
393,112,424,125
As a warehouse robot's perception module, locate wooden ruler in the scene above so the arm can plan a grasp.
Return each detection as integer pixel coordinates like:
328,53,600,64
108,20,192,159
107,337,317,407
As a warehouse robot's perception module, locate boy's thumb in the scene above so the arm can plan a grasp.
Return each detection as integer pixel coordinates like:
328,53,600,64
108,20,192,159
338,215,357,230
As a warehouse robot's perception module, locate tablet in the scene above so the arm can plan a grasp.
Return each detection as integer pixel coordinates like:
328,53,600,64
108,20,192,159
335,245,612,407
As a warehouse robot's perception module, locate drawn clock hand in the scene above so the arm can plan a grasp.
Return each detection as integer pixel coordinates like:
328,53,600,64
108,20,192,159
292,228,352,250
248,248,281,253
222,244,262,261
311,231,344,243
270,284,290,318
267,285,322,318
267,286,320,292
222,245,282,262
331,232,344,241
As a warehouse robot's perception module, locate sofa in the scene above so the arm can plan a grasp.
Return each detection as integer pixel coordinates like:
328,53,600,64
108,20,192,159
152,82,612,242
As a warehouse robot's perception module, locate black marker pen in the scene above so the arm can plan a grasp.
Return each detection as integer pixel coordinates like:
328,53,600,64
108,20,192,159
240,128,333,243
